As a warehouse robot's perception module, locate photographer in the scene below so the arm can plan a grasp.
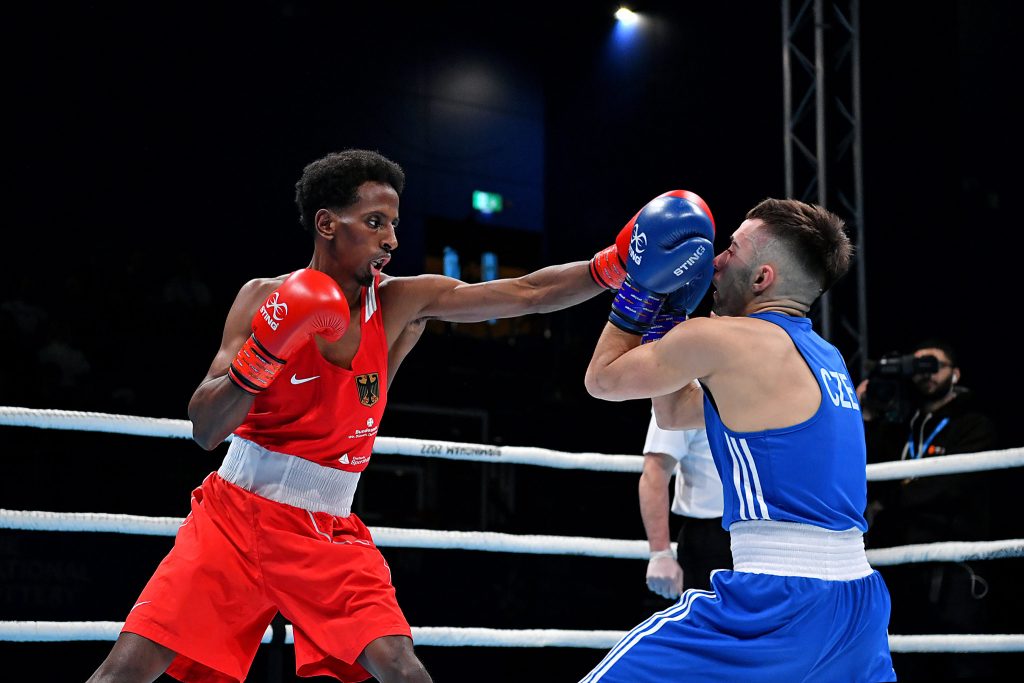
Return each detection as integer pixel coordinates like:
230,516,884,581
858,339,997,468
857,339,998,681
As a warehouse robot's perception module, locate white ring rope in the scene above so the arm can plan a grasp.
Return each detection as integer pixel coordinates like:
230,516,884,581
0,407,194,439
865,449,1024,481
1,621,1021,652
0,510,184,537
2,508,1022,565
2,406,1022,478
3,406,1022,655
0,407,640,472
0,508,653,557
865,539,1024,566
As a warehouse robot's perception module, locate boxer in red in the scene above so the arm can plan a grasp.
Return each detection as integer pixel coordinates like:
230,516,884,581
85,149,647,683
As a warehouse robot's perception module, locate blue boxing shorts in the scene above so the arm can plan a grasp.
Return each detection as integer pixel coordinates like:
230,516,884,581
580,569,896,683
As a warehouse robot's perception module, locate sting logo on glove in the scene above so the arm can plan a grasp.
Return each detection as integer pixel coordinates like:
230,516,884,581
629,227,647,265
673,244,708,277
260,293,289,331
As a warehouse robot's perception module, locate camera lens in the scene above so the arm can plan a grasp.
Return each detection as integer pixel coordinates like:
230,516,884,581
913,355,940,375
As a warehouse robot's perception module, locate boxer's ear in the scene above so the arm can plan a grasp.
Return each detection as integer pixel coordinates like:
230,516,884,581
315,209,336,240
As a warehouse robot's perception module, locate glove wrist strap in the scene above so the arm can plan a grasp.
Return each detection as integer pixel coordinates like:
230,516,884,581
609,276,665,335
589,244,626,290
228,334,285,395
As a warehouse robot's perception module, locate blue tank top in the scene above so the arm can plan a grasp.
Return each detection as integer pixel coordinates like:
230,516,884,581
702,312,868,532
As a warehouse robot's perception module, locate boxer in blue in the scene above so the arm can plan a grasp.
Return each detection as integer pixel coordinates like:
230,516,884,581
584,196,896,682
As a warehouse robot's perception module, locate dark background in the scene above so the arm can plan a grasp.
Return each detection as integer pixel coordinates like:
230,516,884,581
2,1,1022,681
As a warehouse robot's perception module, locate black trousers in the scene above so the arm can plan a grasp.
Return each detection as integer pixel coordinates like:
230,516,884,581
676,515,733,592
882,562,994,681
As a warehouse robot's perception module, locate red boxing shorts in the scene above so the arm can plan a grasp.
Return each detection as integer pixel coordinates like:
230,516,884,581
122,472,411,683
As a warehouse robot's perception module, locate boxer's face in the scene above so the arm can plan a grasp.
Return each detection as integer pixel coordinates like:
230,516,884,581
711,219,762,316
326,181,399,287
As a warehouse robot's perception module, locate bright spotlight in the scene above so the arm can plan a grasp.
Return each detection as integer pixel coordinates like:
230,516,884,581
615,7,639,26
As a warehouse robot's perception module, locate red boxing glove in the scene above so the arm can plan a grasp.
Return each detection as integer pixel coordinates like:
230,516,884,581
228,269,350,395
589,208,639,290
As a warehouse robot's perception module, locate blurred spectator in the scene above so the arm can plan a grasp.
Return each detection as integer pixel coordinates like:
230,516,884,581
639,410,731,600
857,338,998,681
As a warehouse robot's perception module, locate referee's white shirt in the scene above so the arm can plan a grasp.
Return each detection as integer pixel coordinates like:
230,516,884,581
643,412,724,519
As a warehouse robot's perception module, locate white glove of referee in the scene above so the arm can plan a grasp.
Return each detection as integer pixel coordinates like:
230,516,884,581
646,549,683,599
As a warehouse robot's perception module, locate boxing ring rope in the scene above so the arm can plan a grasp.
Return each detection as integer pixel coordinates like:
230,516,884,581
3,621,1021,653
1,509,1021,565
2,406,1023,654
0,621,625,649
3,406,1022,476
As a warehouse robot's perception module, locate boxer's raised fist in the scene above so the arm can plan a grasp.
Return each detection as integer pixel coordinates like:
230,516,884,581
229,269,349,394
609,191,715,334
641,253,714,344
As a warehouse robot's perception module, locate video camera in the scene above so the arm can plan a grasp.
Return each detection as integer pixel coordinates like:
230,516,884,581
861,352,939,423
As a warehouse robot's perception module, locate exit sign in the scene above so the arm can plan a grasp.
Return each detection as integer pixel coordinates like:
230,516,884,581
472,190,503,214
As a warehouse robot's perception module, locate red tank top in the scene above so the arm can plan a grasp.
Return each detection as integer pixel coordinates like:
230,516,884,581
232,275,388,472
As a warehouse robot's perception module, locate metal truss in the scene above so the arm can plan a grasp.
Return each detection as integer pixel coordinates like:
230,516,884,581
782,0,869,378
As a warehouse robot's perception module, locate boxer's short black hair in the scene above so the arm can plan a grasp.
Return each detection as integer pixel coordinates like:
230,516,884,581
295,150,405,233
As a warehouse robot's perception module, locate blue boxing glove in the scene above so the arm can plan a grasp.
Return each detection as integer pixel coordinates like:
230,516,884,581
609,191,715,335
641,255,714,344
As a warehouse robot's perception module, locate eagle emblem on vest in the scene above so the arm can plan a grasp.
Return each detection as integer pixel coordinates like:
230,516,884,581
355,372,380,407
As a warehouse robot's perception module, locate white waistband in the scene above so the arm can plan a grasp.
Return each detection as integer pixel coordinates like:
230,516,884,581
218,437,360,517
729,520,872,581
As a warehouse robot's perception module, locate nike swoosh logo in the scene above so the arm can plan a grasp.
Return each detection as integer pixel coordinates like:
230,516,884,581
129,601,151,613
290,374,320,385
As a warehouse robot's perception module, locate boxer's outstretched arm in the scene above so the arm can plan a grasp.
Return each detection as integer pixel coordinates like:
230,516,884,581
381,261,601,325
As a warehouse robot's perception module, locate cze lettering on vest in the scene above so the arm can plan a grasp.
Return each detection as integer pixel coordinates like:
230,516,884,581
819,367,860,411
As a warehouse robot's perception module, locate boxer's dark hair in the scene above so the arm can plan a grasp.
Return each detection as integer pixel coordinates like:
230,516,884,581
747,198,852,292
295,150,405,233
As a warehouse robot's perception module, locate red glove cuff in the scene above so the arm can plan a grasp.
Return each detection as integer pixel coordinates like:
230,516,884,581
589,244,627,290
227,334,285,395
